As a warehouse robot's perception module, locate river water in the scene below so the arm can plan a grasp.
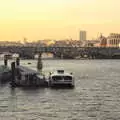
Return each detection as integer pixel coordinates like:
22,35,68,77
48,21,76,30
0,59,120,120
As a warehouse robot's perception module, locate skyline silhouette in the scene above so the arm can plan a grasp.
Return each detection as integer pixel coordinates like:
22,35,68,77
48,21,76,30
0,0,120,41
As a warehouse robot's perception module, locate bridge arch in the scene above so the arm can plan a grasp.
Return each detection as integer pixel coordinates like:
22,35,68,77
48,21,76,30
34,52,55,59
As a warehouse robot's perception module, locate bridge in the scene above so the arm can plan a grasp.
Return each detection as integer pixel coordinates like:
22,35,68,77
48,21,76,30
0,46,120,59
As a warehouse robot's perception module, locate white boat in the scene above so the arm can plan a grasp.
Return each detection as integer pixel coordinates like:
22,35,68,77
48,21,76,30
49,70,75,88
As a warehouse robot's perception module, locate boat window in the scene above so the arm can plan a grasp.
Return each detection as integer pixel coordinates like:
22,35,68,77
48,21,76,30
57,70,64,74
52,76,63,80
52,76,72,80
63,76,72,80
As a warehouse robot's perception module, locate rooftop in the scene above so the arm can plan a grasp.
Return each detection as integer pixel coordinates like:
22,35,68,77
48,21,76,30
17,66,39,75
50,70,73,77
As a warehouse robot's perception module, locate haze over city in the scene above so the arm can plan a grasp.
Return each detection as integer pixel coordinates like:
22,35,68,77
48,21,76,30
1,0,120,41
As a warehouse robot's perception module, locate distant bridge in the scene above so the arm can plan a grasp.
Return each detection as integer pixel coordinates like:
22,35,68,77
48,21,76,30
0,46,120,59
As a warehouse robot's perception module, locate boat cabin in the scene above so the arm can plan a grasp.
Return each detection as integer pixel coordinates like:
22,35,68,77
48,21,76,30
49,70,74,87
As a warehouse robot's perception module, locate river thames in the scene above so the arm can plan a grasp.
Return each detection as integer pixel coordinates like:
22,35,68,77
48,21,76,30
0,59,120,120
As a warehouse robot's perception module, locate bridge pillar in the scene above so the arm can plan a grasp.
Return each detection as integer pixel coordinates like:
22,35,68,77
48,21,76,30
37,53,43,72
60,53,63,59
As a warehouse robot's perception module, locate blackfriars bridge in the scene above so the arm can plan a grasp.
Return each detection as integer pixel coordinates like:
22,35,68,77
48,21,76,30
0,46,120,59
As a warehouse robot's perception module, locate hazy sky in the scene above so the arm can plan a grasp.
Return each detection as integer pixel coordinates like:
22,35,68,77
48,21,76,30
1,0,120,41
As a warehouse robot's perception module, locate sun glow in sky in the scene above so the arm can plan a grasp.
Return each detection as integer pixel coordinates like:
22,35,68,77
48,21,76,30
1,0,120,41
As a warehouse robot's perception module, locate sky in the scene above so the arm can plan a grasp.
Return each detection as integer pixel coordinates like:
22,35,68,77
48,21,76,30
0,0,120,41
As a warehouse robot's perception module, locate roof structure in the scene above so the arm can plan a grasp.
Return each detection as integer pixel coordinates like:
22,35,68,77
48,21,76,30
17,66,39,75
50,70,73,77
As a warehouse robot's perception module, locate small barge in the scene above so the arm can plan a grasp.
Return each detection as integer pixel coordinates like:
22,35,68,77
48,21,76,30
49,70,75,88
14,66,48,87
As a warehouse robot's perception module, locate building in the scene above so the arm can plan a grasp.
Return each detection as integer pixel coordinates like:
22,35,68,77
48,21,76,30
94,33,120,47
107,33,120,47
80,30,86,41
98,34,107,47
81,40,100,47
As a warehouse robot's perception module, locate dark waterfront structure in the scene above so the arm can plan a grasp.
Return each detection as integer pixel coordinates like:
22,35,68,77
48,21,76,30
14,66,48,87
0,57,11,83
0,46,120,59
10,57,48,87
0,65,11,83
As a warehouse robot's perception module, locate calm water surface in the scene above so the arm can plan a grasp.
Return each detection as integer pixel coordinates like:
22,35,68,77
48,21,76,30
0,60,120,120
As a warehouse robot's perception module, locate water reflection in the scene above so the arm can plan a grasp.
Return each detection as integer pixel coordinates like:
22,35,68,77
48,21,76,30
0,60,120,119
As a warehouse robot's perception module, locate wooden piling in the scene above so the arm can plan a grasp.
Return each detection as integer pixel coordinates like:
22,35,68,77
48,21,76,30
4,56,8,67
16,57,20,66
37,53,43,72
11,62,16,87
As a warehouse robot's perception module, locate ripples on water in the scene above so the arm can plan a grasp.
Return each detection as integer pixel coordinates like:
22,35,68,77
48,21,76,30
0,60,120,120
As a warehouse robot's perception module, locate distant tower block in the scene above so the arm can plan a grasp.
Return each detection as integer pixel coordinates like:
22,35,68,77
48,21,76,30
80,30,87,41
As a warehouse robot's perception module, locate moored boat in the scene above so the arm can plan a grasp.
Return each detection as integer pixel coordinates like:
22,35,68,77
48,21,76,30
49,70,75,88
14,66,48,87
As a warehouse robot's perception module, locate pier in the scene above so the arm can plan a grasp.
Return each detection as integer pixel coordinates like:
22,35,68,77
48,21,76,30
0,55,48,87
9,56,48,87
14,66,48,87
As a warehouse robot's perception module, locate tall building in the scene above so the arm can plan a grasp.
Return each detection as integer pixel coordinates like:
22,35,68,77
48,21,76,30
80,30,86,41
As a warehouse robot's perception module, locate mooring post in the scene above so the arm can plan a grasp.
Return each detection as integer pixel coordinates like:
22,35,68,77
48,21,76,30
16,57,20,66
4,56,8,67
11,62,16,87
37,53,43,72
16,57,20,77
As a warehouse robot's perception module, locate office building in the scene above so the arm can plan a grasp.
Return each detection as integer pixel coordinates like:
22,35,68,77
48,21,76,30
80,31,86,41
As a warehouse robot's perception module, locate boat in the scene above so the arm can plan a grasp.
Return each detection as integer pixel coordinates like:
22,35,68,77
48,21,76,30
49,70,75,88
